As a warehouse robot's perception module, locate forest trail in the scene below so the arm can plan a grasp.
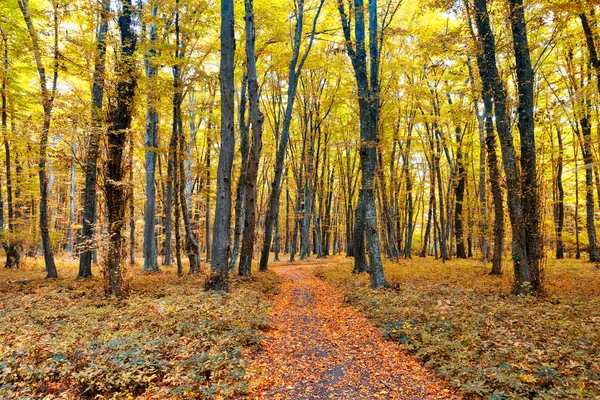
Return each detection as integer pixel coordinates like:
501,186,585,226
248,259,458,399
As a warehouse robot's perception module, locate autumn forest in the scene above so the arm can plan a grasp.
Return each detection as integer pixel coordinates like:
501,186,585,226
0,0,599,398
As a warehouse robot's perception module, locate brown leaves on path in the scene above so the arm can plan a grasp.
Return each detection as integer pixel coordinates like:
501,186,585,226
248,259,459,399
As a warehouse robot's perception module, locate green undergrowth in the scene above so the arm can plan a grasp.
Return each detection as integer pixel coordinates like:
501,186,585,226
0,262,280,399
315,258,600,399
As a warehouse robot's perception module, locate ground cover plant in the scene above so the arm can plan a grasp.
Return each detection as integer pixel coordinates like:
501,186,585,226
315,256,600,399
0,258,279,399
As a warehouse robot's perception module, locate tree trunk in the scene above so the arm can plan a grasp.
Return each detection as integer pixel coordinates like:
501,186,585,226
554,127,565,259
1,29,21,269
105,0,137,296
474,0,538,294
229,74,248,270
454,127,467,259
207,0,236,291
129,135,135,266
579,13,600,262
507,0,541,292
579,115,600,261
142,5,160,273
259,0,324,271
471,40,504,275
239,0,264,276
18,0,59,279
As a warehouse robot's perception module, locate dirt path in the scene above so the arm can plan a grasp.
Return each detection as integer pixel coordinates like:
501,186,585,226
249,260,458,399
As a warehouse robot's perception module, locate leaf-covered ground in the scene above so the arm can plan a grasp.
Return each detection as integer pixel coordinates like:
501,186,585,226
0,258,280,399
249,258,458,399
315,256,600,399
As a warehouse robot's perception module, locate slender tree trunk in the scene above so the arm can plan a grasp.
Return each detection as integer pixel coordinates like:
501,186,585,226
579,13,600,262
468,34,505,274
18,0,59,279
1,29,21,269
174,124,183,277
205,102,213,261
554,127,565,259
454,127,467,258
67,147,76,255
229,74,248,270
129,135,135,266
239,0,264,276
575,138,581,259
579,114,599,261
207,0,236,291
142,5,160,273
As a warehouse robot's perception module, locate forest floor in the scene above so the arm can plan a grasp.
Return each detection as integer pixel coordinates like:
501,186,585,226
248,258,458,399
315,256,600,399
0,256,280,399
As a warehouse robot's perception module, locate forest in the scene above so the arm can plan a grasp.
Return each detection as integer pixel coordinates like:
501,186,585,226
0,0,599,398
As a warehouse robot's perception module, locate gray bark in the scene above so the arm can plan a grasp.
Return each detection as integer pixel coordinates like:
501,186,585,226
105,0,137,296
238,0,264,276
18,0,59,279
143,5,160,273
207,0,236,291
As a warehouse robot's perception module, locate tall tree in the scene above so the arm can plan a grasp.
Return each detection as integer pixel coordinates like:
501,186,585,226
507,0,542,289
18,0,59,279
259,0,325,271
1,27,21,269
465,3,504,274
238,0,264,276
142,4,160,273
579,12,600,262
104,0,137,296
79,0,109,278
473,0,541,293
337,0,388,288
207,0,235,291
173,0,200,275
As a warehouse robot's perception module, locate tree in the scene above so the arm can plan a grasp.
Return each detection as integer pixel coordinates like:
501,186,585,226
78,0,109,279
259,0,325,271
337,0,389,288
18,0,59,279
0,26,21,269
473,0,541,294
104,0,137,296
238,0,264,276
142,4,160,273
207,0,235,291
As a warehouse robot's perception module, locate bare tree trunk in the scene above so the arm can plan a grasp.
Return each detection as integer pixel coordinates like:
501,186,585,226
18,0,59,279
104,0,137,296
474,0,539,294
205,104,213,261
579,114,599,261
508,0,542,291
67,146,76,255
129,135,135,266
1,28,21,269
454,126,467,259
229,74,248,270
207,0,236,291
465,4,505,273
142,5,160,273
239,0,264,276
